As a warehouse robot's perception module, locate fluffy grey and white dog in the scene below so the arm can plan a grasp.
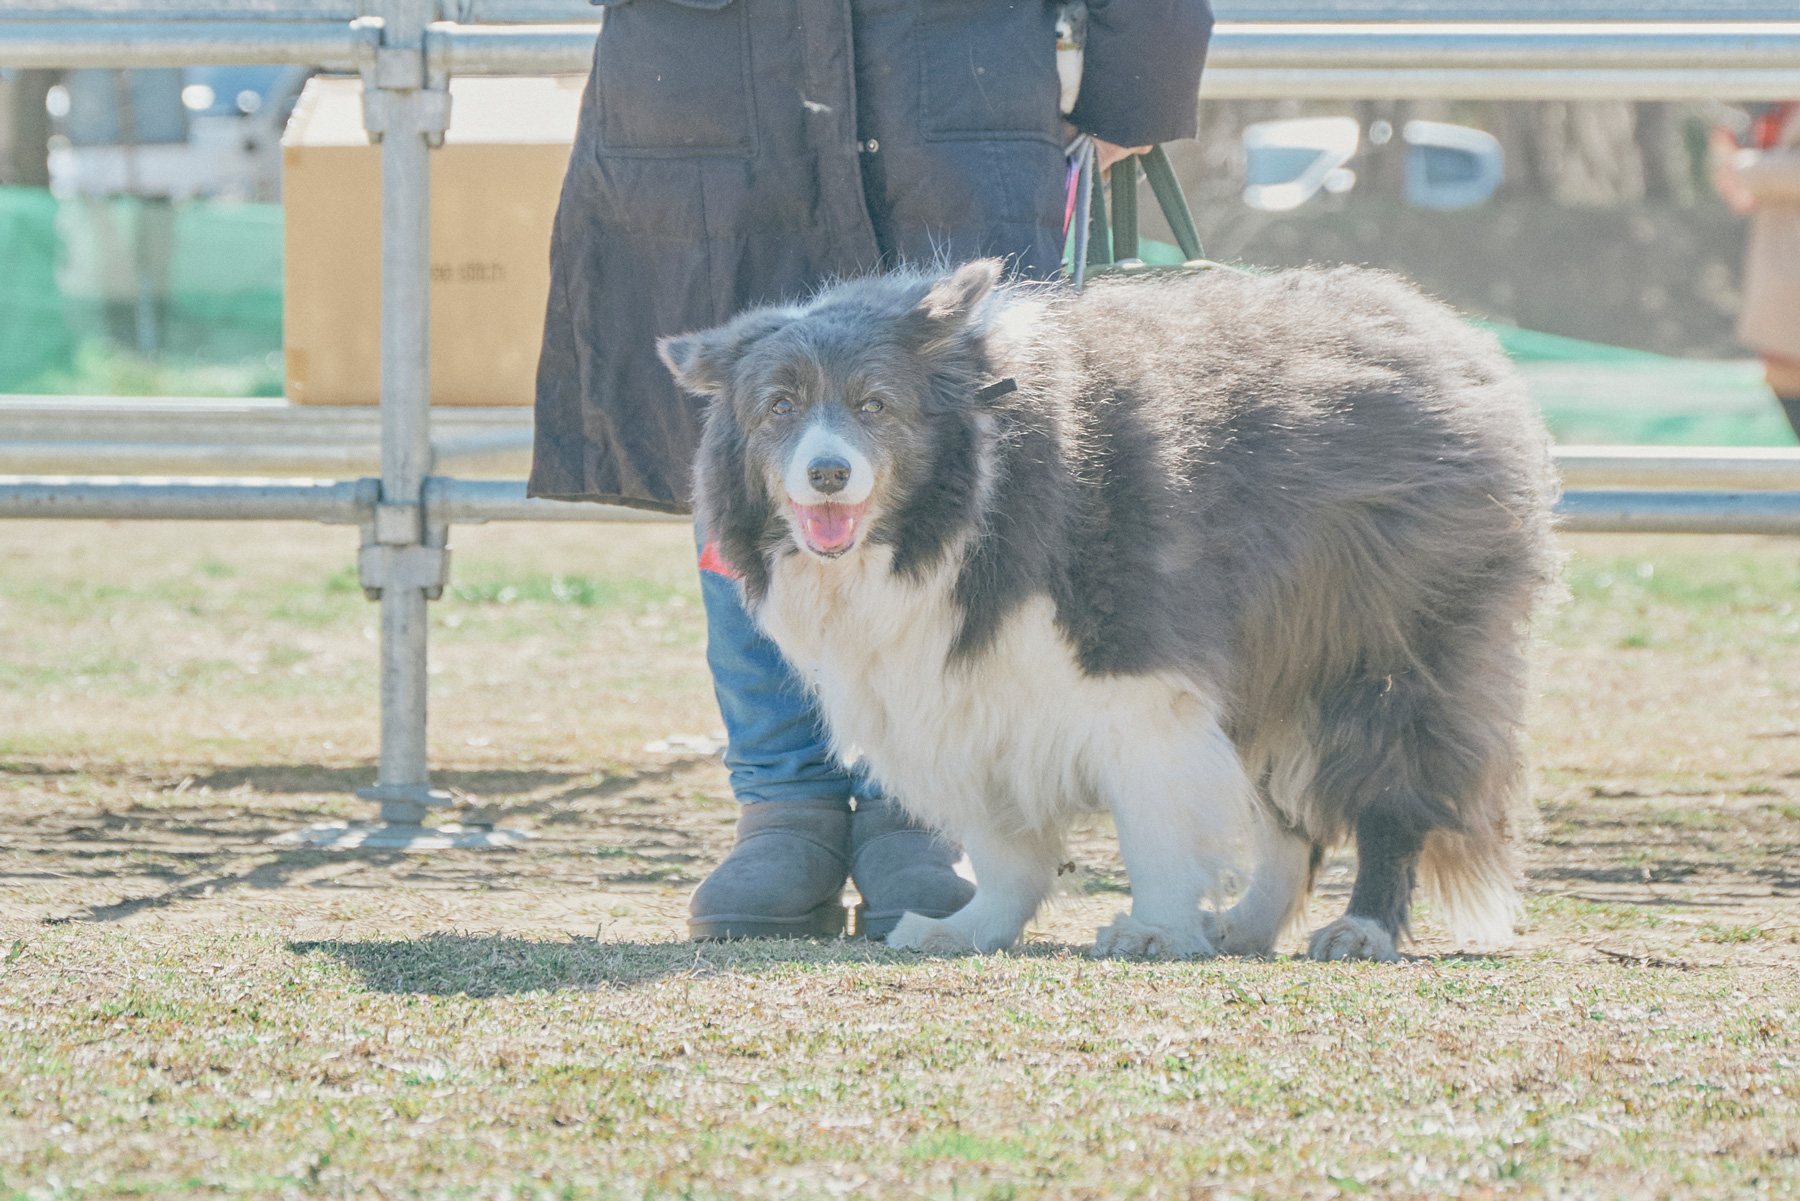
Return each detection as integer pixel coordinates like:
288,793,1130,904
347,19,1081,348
662,260,1558,961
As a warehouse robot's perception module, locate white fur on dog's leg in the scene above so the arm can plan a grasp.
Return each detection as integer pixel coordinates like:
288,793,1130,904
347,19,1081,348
1215,822,1315,956
1092,911,1217,959
1307,914,1399,962
1097,708,1250,960
886,911,976,954
885,821,1060,954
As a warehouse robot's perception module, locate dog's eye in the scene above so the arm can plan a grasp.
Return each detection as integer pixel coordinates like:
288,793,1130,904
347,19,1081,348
860,398,884,414
770,398,793,416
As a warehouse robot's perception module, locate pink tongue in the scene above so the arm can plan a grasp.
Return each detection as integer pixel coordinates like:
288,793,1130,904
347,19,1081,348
794,503,864,553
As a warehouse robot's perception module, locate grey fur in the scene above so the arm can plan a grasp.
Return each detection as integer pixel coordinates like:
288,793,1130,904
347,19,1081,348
668,260,1560,954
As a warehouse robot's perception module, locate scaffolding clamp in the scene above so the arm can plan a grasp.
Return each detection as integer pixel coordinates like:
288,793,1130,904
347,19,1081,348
359,544,450,602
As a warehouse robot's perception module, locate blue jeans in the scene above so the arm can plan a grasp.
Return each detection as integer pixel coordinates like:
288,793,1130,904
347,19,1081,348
698,529,881,807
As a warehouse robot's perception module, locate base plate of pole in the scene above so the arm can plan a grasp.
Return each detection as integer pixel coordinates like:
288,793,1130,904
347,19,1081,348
269,821,533,850
268,782,532,849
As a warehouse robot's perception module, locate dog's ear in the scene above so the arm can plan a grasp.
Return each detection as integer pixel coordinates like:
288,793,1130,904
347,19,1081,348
658,308,794,398
918,259,1003,323
910,259,1004,356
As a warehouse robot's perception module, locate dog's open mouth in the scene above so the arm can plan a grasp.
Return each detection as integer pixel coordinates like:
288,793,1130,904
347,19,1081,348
791,501,867,556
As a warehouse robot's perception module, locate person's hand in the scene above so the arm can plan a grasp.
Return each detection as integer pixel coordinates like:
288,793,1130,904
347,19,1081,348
1711,126,1757,215
1063,121,1151,174
1095,139,1151,172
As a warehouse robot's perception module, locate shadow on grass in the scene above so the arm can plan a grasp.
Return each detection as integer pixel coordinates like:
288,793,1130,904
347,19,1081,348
289,932,932,995
287,931,1460,997
41,845,414,924
35,828,708,924
17,756,726,924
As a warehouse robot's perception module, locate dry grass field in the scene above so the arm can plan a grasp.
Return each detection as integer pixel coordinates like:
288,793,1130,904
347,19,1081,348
2,519,1798,1200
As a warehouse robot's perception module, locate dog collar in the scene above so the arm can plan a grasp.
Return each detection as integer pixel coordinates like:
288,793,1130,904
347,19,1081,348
974,377,1018,403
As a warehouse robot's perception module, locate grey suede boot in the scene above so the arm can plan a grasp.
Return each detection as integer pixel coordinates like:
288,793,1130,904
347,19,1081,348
849,797,976,939
688,797,851,940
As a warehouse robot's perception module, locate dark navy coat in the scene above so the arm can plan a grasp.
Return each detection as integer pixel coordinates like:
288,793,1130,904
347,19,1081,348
530,0,1213,510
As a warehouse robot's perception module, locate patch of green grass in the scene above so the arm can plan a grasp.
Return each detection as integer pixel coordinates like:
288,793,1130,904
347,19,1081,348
1523,894,1664,933
1653,807,1736,831
1563,552,1800,615
1699,922,1769,944
906,1132,1030,1163
1550,547,1800,652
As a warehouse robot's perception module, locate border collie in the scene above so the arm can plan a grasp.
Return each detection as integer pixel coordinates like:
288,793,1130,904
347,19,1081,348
662,260,1558,961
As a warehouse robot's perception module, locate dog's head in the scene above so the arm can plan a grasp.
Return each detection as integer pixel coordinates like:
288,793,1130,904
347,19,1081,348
661,260,1006,596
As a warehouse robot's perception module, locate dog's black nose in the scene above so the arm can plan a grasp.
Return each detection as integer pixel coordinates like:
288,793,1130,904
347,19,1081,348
807,456,852,494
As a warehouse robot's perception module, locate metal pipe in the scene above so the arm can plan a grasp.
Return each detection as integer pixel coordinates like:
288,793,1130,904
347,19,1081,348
1557,489,1800,535
0,437,532,479
1215,22,1800,70
1553,445,1800,491
0,476,377,521
447,0,603,23
0,3,363,19
1198,68,1800,101
8,18,1797,100
427,22,1800,99
6,475,1797,536
423,477,686,523
357,0,447,823
427,21,594,75
14,430,1800,491
0,20,374,70
10,3,1793,24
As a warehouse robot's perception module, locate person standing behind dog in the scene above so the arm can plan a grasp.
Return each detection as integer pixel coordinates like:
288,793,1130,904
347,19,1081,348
1713,102,1800,437
530,0,1214,939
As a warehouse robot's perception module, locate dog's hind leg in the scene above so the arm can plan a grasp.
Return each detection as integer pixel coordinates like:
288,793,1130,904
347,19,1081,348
1307,807,1421,962
1303,650,1517,962
885,819,1060,954
1210,818,1320,956
1093,712,1250,959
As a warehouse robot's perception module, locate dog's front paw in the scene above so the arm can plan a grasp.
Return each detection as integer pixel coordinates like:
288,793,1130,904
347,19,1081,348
885,911,976,954
1306,915,1399,962
1091,912,1217,960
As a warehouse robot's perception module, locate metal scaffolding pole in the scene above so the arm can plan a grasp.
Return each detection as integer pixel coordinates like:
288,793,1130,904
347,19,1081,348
326,0,505,848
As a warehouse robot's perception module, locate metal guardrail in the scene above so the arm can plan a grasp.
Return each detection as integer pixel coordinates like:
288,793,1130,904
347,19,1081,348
1553,445,1800,490
4,16,1799,98
0,475,378,521
0,475,679,523
6,471,1800,534
0,398,534,477
1558,490,1800,535
4,3,1797,845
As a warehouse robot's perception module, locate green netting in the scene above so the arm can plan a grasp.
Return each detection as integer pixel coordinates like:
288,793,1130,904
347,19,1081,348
0,187,78,391
1468,319,1792,444
0,186,283,395
1519,360,1793,447
1471,319,1668,365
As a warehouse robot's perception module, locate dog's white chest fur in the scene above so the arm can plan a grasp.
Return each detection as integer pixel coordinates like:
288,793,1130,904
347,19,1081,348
756,547,1222,837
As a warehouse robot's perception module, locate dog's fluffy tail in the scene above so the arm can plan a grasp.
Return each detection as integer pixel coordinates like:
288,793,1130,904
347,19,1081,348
1418,819,1519,950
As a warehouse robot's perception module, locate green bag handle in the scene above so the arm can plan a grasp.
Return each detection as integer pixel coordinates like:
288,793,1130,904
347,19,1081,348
1067,142,1206,289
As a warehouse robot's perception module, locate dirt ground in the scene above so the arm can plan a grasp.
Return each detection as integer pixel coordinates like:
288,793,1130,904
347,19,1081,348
2,521,1799,1198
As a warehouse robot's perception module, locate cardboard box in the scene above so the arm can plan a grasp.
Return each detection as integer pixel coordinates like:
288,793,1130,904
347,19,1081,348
281,74,581,406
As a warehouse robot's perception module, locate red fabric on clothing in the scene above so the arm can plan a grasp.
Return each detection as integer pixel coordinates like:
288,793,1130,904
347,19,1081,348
698,539,740,581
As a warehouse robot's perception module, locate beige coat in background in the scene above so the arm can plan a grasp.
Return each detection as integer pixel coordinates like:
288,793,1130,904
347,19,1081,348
1738,107,1800,364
